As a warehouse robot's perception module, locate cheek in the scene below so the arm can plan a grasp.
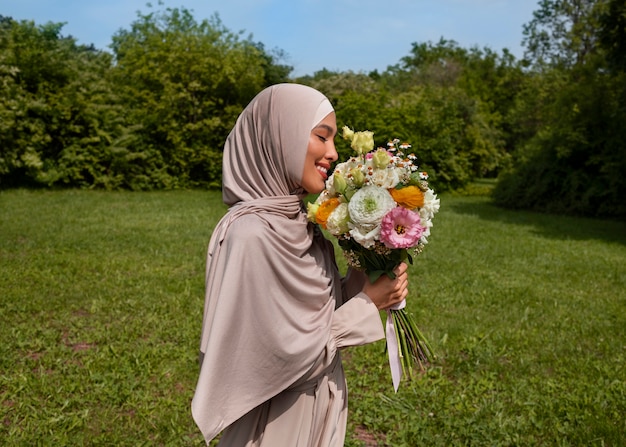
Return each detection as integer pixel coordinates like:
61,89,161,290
307,140,326,160
305,146,318,165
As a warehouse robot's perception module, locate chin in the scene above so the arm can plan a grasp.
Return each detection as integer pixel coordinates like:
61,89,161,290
301,181,325,195
312,184,325,194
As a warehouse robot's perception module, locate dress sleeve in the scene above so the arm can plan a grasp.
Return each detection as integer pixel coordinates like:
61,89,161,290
315,235,385,349
331,291,385,349
340,268,368,304
293,291,384,386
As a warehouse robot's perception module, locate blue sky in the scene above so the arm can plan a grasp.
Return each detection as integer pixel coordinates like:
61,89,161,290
2,0,539,77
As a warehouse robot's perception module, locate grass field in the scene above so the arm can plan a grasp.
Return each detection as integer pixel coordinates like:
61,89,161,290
1,189,625,446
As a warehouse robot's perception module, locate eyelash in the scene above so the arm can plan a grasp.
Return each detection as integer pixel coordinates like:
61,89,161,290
317,135,328,142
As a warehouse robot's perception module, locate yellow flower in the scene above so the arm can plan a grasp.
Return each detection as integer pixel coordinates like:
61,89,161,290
342,126,355,141
315,198,341,228
306,202,320,222
389,186,425,210
372,148,391,169
349,167,365,187
351,130,374,155
333,171,347,195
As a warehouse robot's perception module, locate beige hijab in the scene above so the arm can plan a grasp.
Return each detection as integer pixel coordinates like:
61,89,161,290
191,84,338,442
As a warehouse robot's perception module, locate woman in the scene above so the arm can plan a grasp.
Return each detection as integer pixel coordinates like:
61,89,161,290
191,83,409,446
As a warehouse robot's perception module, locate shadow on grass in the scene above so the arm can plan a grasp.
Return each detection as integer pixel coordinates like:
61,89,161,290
448,196,626,246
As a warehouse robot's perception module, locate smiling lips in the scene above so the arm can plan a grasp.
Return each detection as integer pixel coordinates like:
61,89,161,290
316,165,329,179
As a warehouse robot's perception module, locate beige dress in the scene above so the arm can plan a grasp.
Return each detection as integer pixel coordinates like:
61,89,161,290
190,84,385,446
217,290,383,447
193,214,384,446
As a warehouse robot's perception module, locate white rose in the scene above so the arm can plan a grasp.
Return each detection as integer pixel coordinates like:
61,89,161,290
329,161,356,192
418,217,433,241
420,189,440,220
346,185,396,249
325,172,338,195
349,222,381,249
369,167,400,189
348,185,396,226
326,203,350,236
315,189,333,204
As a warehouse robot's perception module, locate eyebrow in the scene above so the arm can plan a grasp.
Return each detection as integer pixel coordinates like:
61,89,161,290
314,124,337,136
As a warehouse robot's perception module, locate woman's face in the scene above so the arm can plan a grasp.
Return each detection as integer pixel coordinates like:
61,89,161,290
301,112,338,194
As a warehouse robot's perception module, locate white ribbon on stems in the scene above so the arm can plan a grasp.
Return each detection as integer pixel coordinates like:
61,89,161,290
385,298,406,392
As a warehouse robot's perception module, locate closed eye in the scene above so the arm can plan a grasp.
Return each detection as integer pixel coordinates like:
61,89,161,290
317,134,328,142
313,124,337,142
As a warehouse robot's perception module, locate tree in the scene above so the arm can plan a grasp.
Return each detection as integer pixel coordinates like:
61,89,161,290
1,6,294,190
307,69,503,191
522,0,603,68
494,0,626,218
385,39,524,176
598,0,626,72
0,16,123,188
110,6,292,188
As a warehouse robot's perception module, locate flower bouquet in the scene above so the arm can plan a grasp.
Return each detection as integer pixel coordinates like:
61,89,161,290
307,126,440,391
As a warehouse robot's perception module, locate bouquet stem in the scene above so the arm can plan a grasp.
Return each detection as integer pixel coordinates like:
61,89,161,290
386,305,435,391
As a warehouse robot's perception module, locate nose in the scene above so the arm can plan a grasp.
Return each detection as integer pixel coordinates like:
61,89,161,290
327,140,338,162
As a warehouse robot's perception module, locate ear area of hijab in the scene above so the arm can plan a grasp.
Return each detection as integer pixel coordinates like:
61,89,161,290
312,99,334,128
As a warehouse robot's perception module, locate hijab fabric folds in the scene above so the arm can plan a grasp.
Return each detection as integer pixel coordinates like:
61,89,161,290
191,84,341,443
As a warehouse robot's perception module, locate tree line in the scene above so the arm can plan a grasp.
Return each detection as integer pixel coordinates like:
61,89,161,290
1,0,624,218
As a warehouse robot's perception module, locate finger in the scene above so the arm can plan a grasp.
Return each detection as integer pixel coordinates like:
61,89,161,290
397,274,408,288
394,263,408,274
394,288,408,304
393,283,406,296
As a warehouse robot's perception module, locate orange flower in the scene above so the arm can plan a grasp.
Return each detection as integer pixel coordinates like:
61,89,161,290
389,186,424,210
315,198,341,228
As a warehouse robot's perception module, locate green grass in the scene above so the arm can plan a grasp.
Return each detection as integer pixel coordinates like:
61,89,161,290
1,190,625,446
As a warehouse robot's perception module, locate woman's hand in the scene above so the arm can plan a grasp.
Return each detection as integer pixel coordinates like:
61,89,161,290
362,262,409,310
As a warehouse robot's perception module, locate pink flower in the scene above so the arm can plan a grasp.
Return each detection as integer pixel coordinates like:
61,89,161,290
380,207,425,249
